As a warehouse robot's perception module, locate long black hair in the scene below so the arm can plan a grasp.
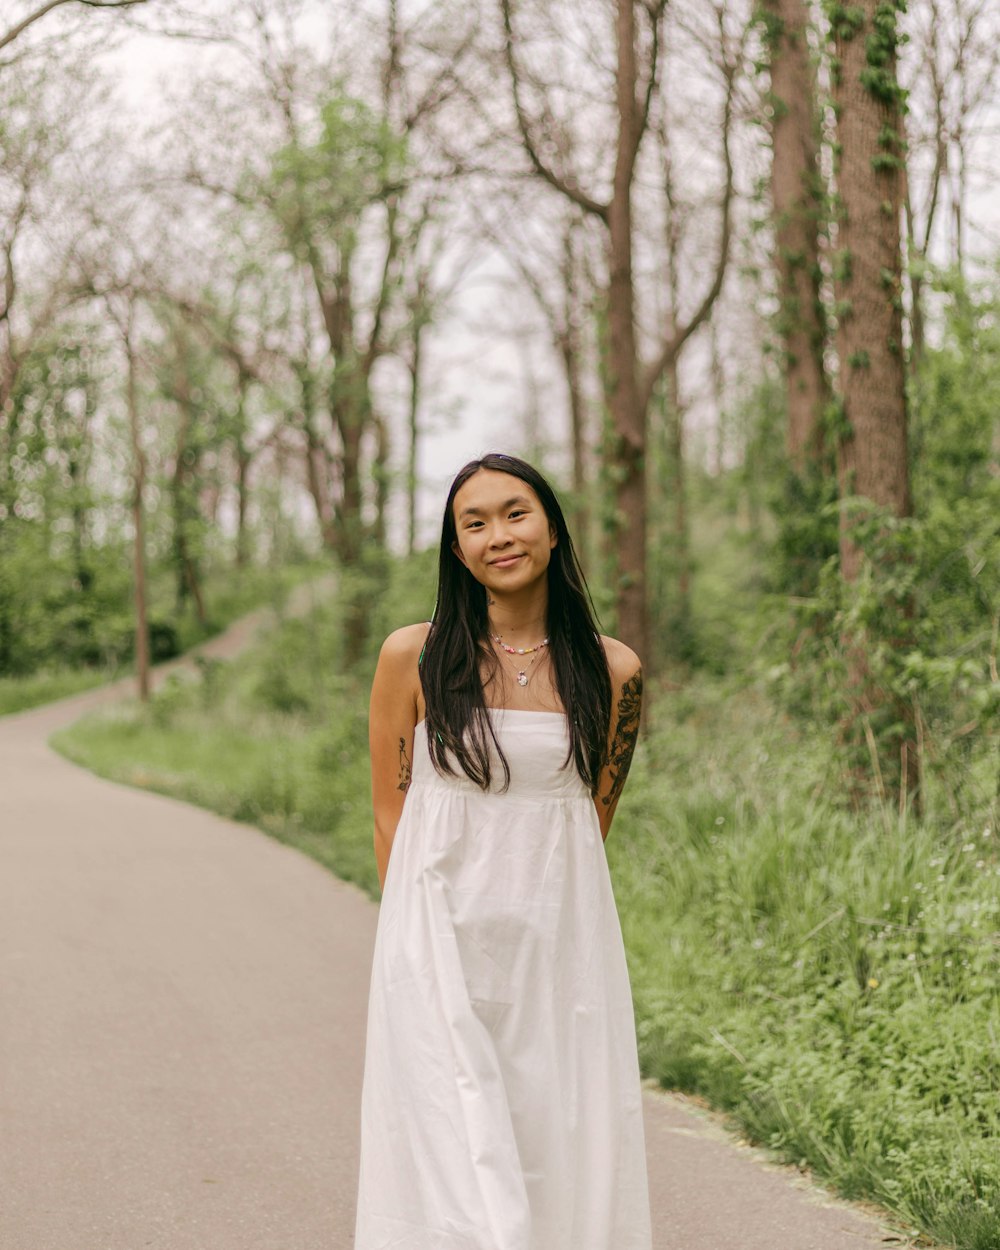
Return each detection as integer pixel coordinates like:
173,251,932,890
420,453,612,792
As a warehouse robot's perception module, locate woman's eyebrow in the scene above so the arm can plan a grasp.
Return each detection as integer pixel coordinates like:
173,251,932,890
459,495,533,518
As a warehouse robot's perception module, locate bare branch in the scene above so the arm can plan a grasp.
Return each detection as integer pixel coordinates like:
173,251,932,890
0,0,148,52
639,6,738,413
634,0,667,161
363,197,402,372
403,24,479,132
500,0,608,221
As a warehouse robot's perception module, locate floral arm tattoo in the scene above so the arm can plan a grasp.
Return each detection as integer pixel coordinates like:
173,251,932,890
601,669,643,808
397,737,412,792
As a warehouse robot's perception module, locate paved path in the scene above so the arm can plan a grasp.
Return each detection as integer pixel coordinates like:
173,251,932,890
0,595,909,1249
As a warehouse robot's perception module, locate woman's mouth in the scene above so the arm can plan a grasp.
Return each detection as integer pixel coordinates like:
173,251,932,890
490,554,523,569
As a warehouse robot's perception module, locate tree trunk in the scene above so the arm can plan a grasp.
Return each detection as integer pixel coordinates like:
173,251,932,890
832,0,911,577
559,332,589,559
709,319,728,479
764,0,829,470
336,373,374,669
406,315,423,556
297,360,338,554
232,372,252,569
666,357,690,639
125,331,150,702
372,411,390,550
831,0,917,804
68,447,92,595
335,393,366,567
903,152,928,374
171,395,207,627
0,415,15,675
235,433,251,568
560,222,590,563
607,0,647,662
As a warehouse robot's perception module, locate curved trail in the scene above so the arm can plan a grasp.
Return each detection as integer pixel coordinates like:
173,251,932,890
0,589,903,1249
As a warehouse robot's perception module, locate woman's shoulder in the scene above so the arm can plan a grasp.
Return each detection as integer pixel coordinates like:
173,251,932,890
378,622,432,666
599,634,643,685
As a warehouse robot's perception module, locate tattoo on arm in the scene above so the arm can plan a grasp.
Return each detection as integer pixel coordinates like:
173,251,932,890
601,670,643,808
397,737,412,792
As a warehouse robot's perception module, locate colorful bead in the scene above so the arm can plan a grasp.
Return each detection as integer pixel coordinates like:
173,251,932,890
491,633,550,656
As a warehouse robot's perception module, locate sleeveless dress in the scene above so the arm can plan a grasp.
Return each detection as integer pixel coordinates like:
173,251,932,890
354,709,652,1250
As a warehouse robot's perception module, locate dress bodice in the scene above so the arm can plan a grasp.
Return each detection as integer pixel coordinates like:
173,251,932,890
411,709,590,802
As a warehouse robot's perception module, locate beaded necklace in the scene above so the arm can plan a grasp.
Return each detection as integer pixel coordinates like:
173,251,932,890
490,631,550,687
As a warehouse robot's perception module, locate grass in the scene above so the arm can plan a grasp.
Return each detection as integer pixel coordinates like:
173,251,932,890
610,676,999,1248
0,559,326,719
0,666,110,716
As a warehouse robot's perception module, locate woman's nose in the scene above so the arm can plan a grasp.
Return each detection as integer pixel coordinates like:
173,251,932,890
488,523,513,547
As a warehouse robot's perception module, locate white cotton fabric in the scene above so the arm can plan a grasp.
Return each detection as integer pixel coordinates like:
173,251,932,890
354,709,652,1250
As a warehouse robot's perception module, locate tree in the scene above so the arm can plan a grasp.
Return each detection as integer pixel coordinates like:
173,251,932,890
829,0,910,579
97,286,151,699
761,0,830,472
828,0,916,800
501,0,740,663
902,0,1000,369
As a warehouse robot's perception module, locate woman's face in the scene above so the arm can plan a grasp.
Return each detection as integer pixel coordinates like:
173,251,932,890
451,470,557,596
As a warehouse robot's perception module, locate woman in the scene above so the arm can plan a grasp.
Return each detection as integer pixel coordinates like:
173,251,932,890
355,453,651,1250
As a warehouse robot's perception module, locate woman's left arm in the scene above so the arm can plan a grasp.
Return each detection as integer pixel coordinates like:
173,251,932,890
594,641,643,841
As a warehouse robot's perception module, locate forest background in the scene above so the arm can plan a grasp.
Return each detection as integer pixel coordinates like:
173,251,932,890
2,0,998,1247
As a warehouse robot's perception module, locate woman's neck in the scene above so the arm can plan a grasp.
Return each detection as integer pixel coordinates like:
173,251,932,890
486,586,549,644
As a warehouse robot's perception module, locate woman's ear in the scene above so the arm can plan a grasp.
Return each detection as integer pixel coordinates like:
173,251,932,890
451,539,469,568
549,524,557,549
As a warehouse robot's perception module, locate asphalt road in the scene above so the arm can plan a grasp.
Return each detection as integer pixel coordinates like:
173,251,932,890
0,598,908,1249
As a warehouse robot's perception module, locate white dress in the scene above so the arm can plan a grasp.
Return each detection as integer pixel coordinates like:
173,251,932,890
354,709,652,1250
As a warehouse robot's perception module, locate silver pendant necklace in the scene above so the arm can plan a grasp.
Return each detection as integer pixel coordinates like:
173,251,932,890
491,632,550,687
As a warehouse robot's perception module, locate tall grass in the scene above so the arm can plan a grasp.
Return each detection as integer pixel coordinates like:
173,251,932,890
610,677,999,1248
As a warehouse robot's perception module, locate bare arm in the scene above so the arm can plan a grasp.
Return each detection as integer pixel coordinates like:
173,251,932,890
594,644,643,841
369,625,425,891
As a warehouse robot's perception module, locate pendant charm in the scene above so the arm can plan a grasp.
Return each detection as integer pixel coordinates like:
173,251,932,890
517,672,528,687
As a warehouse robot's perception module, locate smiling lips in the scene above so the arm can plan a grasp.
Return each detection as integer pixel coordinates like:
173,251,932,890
490,554,524,568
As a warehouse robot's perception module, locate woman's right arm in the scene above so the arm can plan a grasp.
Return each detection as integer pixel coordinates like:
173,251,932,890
369,625,425,892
